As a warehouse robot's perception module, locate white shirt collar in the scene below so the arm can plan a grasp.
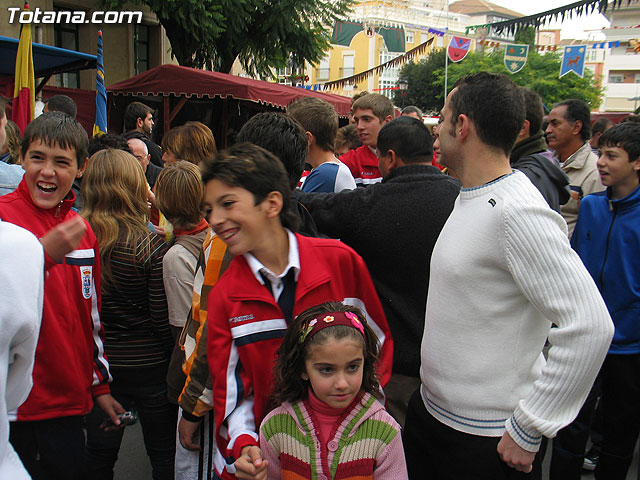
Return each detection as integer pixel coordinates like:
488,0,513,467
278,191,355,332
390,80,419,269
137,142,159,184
244,229,300,286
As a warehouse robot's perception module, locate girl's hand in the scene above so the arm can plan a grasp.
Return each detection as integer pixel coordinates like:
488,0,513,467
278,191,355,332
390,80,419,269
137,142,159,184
234,445,268,480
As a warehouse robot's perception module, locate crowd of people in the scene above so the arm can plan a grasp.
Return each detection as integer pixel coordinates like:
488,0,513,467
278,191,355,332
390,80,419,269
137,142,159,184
0,70,638,480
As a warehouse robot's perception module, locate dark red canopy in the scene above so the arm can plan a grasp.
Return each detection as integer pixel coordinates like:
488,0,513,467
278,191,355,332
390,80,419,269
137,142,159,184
107,64,351,116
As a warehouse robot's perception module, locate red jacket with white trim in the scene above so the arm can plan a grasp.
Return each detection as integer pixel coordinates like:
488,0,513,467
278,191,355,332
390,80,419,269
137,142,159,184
339,145,382,186
207,233,392,468
0,179,111,421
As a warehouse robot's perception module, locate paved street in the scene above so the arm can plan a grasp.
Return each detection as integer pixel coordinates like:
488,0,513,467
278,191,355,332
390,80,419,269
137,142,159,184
113,421,638,479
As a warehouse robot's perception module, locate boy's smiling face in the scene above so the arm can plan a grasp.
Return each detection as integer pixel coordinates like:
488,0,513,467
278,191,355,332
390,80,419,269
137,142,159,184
21,139,86,210
204,179,278,256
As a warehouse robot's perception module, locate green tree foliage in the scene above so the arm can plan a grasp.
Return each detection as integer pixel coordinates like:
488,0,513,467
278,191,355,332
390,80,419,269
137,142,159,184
514,26,536,47
395,47,603,114
101,0,353,76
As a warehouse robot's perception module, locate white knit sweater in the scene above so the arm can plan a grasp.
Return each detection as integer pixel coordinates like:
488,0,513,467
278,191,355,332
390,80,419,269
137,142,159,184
420,171,613,452
0,220,43,478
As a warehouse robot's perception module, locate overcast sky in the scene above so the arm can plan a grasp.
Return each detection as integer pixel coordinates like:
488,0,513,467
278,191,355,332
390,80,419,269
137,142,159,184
488,0,610,40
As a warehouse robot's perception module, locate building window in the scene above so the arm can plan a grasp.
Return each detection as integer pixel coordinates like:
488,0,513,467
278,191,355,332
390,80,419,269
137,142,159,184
316,55,330,81
378,51,401,99
341,54,354,78
133,24,150,75
406,31,414,44
635,72,640,83
53,7,79,88
609,73,624,83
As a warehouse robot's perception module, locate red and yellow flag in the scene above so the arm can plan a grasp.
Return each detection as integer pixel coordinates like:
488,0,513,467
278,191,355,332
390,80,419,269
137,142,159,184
13,3,35,135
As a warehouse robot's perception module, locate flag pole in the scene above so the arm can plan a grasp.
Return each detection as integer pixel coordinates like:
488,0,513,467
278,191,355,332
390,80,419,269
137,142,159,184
93,30,107,137
13,1,35,135
444,0,449,101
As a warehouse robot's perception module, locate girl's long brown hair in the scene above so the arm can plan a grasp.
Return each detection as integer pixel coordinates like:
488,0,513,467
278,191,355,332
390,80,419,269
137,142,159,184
81,148,150,290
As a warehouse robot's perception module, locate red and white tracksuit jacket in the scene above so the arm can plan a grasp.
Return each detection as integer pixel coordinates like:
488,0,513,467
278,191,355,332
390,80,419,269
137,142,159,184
207,234,393,470
0,179,111,421
339,145,383,186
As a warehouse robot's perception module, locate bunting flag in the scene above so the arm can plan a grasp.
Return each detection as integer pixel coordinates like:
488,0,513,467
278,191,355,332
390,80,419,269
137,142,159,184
448,36,471,62
504,44,529,74
560,45,587,78
591,41,621,48
13,2,35,135
93,30,107,137
323,35,434,90
465,0,634,36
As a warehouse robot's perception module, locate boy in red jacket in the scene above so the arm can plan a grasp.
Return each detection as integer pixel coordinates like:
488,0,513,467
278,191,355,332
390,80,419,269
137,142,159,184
0,113,122,479
203,142,393,479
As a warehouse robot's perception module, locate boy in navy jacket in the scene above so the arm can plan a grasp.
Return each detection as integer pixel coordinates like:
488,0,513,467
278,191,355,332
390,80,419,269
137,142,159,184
570,122,640,479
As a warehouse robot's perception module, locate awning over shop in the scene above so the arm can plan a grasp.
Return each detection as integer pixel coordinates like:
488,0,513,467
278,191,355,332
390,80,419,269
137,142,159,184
107,64,352,117
0,35,96,78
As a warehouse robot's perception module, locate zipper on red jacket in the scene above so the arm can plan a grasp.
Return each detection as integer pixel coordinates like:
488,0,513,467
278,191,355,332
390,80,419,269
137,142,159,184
55,200,63,217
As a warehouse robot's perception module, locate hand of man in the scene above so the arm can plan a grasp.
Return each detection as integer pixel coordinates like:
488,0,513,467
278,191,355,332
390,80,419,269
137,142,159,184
497,430,536,473
40,215,86,263
234,445,268,480
178,415,201,451
94,394,126,431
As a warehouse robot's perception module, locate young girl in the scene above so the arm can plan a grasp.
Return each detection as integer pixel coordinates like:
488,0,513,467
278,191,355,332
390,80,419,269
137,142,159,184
260,301,408,480
81,149,176,479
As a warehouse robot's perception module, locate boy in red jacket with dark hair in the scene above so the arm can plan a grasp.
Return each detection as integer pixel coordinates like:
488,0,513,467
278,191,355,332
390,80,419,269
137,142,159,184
0,112,122,479
203,142,393,479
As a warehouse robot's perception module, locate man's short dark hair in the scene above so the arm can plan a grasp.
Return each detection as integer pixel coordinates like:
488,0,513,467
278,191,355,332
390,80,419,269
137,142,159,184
622,114,640,124
599,122,640,166
22,112,89,166
519,87,544,135
450,72,525,155
377,116,433,164
235,112,308,190
287,97,338,152
201,142,299,231
592,117,614,135
88,133,131,157
401,106,424,118
45,95,77,119
123,101,154,131
554,99,591,141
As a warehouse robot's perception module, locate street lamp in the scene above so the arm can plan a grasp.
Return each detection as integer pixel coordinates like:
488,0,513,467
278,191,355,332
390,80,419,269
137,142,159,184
398,79,408,92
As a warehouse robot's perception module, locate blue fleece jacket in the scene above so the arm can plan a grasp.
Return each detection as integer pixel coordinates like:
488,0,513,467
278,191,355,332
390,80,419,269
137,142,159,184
572,184,640,354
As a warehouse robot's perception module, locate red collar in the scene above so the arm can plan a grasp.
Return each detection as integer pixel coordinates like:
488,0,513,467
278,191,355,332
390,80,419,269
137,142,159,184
173,218,208,237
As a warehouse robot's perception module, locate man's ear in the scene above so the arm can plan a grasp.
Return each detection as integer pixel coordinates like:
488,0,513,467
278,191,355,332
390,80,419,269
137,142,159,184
572,120,583,136
136,117,144,129
387,150,401,170
264,191,284,219
457,114,471,140
383,115,393,125
76,157,89,178
519,119,530,138
305,131,314,148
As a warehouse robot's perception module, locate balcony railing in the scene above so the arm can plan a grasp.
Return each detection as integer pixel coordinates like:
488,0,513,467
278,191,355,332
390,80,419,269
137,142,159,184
340,67,354,77
315,68,330,81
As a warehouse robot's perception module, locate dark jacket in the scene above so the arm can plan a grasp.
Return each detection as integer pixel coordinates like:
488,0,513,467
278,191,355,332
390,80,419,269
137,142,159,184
510,132,571,213
296,164,461,377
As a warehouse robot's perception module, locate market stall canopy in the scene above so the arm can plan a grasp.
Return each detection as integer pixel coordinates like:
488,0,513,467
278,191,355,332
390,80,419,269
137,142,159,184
107,64,352,117
0,35,96,78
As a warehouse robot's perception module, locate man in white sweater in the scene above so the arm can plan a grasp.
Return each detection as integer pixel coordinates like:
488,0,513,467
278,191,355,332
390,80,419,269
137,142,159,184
403,72,614,479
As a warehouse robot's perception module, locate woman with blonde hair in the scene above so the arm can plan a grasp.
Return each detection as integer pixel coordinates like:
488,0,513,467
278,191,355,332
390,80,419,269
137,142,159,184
81,149,176,479
161,121,216,166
